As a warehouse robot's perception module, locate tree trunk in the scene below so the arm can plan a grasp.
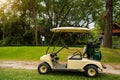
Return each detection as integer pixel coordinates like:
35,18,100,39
2,27,5,40
103,0,113,48
33,8,38,46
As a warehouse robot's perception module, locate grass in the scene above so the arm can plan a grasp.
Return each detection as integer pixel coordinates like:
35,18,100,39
0,68,120,80
0,46,47,61
0,46,80,61
0,47,120,80
0,46,120,63
101,48,120,63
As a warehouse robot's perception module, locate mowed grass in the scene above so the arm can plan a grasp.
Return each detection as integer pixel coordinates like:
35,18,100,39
101,48,120,63
0,46,46,61
0,46,120,63
0,47,120,80
0,68,120,80
0,46,80,61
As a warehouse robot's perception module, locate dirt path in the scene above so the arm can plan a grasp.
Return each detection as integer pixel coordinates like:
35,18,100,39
102,63,120,75
0,61,40,70
0,61,120,75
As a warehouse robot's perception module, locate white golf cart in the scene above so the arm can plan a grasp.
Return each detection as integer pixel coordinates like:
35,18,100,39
38,27,104,77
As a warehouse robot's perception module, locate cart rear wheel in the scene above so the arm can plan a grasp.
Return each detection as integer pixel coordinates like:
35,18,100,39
38,63,51,74
84,65,98,77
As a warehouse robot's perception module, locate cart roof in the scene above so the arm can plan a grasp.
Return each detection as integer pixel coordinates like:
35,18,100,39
50,27,90,33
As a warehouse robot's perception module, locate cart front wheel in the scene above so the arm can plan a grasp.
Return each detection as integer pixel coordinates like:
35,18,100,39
38,63,51,74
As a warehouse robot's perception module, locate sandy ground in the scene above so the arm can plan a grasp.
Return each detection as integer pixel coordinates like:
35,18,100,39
0,61,120,75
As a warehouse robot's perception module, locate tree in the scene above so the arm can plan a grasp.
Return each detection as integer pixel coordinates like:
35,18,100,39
29,0,39,46
21,0,42,46
42,0,104,29
1,0,118,46
103,0,113,48
113,0,120,23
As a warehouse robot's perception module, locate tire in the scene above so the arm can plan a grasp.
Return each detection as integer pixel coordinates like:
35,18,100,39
38,62,51,74
84,65,98,77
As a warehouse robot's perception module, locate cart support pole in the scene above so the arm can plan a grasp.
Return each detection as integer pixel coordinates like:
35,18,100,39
46,32,56,54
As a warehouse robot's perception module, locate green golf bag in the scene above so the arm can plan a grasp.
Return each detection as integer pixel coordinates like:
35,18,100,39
85,36,103,61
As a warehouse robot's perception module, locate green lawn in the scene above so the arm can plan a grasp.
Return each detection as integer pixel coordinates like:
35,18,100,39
0,46,120,80
0,46,120,63
0,68,120,80
0,46,45,61
0,46,79,61
101,48,120,63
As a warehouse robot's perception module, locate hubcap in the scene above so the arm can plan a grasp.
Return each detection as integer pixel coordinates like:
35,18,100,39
40,66,47,73
88,68,96,76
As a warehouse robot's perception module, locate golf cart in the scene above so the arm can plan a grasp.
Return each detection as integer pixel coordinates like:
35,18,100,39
38,27,104,77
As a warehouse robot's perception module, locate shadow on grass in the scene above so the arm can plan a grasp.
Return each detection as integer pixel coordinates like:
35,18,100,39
50,71,85,76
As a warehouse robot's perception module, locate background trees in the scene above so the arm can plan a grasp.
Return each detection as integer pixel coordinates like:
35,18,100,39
0,0,119,47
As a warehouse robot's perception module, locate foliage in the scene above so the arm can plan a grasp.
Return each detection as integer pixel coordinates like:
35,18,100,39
91,24,103,39
0,0,120,46
113,0,120,23
0,0,103,46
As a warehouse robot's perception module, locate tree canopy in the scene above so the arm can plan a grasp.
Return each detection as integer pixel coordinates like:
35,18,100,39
0,0,119,47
